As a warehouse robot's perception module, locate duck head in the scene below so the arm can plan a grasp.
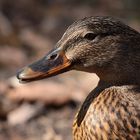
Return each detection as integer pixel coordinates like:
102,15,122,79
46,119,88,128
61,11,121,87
17,16,140,85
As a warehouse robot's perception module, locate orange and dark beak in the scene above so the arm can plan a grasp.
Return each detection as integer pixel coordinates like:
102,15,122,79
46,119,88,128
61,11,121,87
17,48,72,83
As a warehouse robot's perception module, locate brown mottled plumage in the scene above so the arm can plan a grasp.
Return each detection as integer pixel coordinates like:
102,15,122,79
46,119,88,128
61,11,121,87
17,16,140,140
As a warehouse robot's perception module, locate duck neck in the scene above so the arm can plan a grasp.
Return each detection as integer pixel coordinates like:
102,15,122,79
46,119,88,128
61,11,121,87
95,66,140,87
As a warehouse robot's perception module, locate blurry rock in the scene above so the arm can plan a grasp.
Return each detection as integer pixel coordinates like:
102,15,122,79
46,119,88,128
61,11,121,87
40,15,72,40
0,12,13,36
0,80,16,118
0,80,8,94
0,12,20,47
0,46,27,69
40,16,59,34
19,29,53,57
43,127,62,140
7,80,84,104
0,91,16,119
58,72,99,97
75,73,99,94
8,102,44,126
8,76,22,88
7,72,99,105
129,20,140,32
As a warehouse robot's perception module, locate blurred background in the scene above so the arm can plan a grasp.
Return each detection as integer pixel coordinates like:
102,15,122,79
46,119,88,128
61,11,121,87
0,0,140,140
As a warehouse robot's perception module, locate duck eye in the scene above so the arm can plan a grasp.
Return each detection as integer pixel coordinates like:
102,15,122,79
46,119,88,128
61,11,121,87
84,33,97,40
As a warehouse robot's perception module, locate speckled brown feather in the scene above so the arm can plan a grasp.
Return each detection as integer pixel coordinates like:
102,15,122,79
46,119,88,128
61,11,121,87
73,84,140,140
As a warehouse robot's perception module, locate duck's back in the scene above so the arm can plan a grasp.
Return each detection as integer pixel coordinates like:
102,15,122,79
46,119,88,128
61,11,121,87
73,85,140,140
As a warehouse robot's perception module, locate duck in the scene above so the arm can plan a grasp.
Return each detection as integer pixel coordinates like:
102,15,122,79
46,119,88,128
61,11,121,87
17,16,140,140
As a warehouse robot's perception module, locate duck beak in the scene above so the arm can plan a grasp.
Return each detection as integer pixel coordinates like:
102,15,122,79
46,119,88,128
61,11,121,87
17,48,71,83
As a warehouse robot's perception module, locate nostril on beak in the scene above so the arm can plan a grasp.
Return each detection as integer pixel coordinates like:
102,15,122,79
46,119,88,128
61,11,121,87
49,53,58,60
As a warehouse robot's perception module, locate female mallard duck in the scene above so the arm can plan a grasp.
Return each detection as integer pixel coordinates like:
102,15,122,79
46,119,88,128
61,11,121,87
17,16,140,140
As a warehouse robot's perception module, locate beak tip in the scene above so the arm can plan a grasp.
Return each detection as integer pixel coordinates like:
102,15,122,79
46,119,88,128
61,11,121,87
16,70,31,84
16,67,42,82
16,69,25,80
16,67,31,80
